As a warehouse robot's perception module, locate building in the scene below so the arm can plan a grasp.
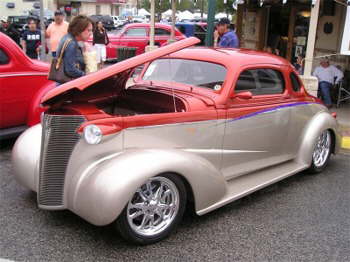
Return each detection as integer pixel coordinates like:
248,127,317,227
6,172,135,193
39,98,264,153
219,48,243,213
54,0,133,16
235,0,350,95
1,0,55,17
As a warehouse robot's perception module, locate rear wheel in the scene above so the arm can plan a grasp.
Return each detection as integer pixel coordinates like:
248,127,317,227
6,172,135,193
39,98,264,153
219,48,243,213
308,130,332,173
115,173,186,245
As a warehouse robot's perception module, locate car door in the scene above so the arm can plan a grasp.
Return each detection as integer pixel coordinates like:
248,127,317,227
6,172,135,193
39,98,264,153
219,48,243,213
0,47,30,128
121,26,149,55
221,66,292,180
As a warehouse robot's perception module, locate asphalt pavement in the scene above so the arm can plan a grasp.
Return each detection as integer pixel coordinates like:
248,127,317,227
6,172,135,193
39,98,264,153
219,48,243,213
1,139,350,262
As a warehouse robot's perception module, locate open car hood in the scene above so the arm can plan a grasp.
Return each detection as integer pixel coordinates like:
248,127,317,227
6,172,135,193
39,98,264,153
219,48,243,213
41,37,200,103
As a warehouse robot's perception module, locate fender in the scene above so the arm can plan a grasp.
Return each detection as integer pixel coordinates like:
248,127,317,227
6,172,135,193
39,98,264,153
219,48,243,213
27,82,56,127
67,149,227,226
296,111,341,166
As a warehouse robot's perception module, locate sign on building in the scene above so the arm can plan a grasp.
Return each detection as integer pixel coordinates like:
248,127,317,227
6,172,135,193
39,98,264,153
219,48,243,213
341,6,350,55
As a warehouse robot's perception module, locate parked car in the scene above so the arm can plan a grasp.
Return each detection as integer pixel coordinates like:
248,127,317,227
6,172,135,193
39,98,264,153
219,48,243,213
12,37,341,245
111,15,125,28
175,22,207,45
0,33,54,139
132,15,148,23
89,23,185,61
89,15,115,31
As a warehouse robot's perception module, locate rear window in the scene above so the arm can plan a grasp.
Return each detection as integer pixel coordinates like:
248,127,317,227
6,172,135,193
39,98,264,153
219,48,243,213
143,59,227,90
0,49,9,65
125,28,147,36
290,72,302,92
155,28,170,35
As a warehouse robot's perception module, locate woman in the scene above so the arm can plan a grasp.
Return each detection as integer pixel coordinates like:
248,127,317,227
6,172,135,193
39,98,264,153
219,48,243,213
93,21,109,69
56,15,93,80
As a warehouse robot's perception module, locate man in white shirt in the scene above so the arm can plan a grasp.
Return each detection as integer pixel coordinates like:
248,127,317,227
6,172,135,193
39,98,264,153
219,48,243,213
313,58,343,108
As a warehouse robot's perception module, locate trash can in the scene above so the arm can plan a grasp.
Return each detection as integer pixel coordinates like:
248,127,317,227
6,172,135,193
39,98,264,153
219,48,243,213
117,47,137,62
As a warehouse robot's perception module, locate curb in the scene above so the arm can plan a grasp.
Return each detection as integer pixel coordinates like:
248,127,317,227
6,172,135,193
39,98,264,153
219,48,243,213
340,125,350,152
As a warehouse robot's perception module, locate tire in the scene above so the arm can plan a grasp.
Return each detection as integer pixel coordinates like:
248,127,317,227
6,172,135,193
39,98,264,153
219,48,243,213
114,173,187,245
308,130,332,174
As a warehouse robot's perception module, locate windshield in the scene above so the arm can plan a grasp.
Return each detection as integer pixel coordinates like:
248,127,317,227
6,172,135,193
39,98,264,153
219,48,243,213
143,59,227,90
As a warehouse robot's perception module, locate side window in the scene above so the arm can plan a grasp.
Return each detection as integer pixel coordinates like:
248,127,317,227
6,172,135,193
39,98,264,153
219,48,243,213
155,28,170,36
290,72,302,92
124,28,147,37
0,49,9,65
235,70,258,94
255,69,285,95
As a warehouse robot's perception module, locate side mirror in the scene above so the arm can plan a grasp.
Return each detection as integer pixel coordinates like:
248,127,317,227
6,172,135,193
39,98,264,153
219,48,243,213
231,91,253,100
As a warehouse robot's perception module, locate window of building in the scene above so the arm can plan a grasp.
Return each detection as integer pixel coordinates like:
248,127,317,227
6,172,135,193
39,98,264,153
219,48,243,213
0,49,9,65
290,72,302,92
124,28,147,37
96,5,101,15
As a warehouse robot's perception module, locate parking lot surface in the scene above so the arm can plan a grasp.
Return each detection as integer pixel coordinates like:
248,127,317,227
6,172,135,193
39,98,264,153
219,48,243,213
1,139,349,262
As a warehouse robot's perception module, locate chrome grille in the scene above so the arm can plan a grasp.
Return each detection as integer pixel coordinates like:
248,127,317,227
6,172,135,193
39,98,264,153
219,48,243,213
38,114,85,208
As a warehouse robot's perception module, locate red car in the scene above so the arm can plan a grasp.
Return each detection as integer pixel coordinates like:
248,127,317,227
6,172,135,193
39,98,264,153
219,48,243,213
90,23,185,60
0,33,54,139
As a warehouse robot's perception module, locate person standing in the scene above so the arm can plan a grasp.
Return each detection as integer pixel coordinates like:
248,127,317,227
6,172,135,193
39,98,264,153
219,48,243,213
55,15,93,80
21,19,41,59
313,58,343,108
0,18,21,47
46,10,69,58
214,18,239,48
93,21,109,69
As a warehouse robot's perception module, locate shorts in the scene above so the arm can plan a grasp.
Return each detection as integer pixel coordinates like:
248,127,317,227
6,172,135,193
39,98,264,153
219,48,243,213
94,44,106,63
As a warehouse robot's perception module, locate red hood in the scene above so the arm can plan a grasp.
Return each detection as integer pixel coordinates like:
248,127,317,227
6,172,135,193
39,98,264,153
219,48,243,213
41,37,200,103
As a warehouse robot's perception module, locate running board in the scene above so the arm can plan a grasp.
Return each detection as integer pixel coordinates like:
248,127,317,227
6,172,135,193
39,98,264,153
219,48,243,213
0,125,27,140
197,161,308,215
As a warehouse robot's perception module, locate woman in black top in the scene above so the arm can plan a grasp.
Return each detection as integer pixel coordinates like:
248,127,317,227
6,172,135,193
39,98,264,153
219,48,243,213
93,21,109,69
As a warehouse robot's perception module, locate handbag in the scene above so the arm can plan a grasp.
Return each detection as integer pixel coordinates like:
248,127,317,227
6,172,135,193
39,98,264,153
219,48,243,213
48,39,73,84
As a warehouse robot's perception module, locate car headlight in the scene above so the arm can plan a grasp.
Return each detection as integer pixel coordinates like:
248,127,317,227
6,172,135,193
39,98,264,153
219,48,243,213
83,124,102,145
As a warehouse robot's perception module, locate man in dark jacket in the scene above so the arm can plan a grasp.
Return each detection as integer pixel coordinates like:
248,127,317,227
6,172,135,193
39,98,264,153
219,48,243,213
0,18,21,47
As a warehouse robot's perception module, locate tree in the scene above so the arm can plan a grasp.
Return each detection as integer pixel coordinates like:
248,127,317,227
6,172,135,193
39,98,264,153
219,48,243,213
216,0,236,14
140,0,150,11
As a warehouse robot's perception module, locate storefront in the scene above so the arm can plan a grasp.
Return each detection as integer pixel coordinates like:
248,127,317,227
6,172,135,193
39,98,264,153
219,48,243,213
236,0,349,71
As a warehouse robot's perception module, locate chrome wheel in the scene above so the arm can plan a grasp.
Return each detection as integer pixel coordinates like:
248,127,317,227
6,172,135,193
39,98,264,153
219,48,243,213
312,130,331,168
126,177,180,237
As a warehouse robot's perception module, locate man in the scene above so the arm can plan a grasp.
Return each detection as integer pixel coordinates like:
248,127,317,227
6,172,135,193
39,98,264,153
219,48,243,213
313,58,343,108
0,18,21,47
21,19,41,59
214,18,239,48
46,10,68,57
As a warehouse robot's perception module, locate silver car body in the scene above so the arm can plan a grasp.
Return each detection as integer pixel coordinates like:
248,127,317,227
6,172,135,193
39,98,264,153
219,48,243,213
12,38,341,226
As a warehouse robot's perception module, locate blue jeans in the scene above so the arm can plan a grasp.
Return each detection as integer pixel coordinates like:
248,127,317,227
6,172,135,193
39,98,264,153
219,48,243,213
52,51,57,58
318,81,333,106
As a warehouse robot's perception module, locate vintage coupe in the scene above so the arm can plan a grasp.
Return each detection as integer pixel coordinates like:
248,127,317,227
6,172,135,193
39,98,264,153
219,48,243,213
12,37,341,244
0,33,54,139
91,23,185,61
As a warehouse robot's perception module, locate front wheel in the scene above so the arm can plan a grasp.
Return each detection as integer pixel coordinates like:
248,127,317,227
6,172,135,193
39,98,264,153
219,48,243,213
308,130,332,173
114,173,187,245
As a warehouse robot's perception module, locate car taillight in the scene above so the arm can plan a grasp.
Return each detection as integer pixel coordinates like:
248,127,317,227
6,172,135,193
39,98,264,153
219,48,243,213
331,112,337,118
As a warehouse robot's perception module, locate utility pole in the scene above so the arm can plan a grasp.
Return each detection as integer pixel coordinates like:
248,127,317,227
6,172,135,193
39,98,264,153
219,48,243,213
170,0,176,41
145,0,158,52
205,0,216,46
39,0,46,61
